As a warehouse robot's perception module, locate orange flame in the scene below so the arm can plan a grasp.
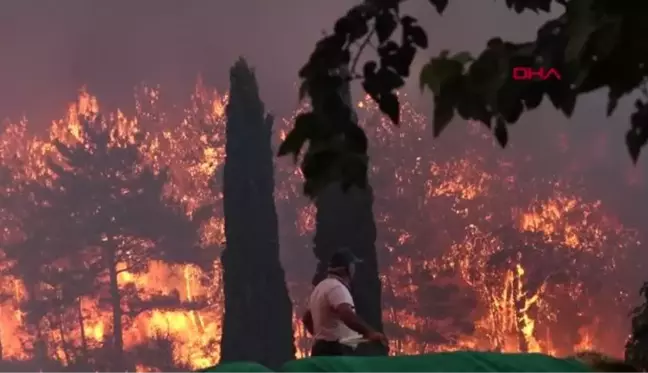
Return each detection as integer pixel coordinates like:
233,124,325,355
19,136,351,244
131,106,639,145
0,85,642,371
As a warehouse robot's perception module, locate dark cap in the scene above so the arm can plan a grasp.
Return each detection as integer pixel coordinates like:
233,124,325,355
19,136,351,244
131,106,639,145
328,248,363,269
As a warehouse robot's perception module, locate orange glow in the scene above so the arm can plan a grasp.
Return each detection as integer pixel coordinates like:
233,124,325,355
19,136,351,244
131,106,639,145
0,85,643,371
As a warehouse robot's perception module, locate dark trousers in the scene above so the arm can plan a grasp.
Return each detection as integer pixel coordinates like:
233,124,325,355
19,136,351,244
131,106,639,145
311,340,355,356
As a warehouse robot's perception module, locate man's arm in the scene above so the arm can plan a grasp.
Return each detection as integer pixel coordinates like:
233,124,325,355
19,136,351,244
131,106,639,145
332,303,374,336
325,284,375,337
302,309,314,335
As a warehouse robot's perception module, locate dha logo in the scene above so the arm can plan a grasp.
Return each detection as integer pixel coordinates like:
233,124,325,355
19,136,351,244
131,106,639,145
512,67,562,81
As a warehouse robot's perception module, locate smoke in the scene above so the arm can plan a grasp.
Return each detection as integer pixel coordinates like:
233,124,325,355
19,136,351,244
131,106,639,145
0,0,577,125
0,0,361,125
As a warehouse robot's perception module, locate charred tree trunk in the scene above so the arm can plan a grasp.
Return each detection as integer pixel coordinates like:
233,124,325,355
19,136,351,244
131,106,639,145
513,271,529,353
626,281,648,370
312,185,384,355
311,68,385,355
57,315,72,364
77,299,88,360
25,282,50,365
106,246,124,369
219,58,294,369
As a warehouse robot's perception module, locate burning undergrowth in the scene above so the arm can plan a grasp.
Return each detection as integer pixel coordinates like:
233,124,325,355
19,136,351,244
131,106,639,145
0,81,645,371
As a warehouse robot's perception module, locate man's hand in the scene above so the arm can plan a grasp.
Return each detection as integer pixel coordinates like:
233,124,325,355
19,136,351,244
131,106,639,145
334,303,388,347
364,330,388,347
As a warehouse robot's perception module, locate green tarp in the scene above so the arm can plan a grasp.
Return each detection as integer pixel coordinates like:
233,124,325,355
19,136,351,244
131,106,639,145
199,361,273,372
281,352,592,372
199,352,593,372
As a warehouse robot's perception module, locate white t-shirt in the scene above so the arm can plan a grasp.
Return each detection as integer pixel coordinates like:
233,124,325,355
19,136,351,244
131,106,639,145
309,277,362,342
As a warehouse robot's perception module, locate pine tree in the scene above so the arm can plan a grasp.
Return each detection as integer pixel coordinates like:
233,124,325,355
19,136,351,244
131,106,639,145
3,117,211,370
219,58,294,368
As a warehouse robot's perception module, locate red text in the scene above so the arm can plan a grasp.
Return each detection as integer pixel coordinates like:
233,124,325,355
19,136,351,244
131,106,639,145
512,67,562,81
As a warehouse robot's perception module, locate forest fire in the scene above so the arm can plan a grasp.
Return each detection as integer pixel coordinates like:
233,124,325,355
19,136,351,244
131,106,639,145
0,80,645,371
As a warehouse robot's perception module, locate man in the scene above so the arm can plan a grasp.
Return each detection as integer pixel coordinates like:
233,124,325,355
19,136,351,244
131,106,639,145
302,248,388,356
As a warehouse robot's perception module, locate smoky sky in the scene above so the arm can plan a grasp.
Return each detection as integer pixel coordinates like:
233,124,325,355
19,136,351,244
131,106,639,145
0,0,645,178
0,0,549,119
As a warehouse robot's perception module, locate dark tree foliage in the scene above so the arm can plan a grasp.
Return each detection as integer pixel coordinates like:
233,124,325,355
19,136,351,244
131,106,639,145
219,58,295,369
127,335,193,372
49,118,210,369
626,282,648,370
2,117,211,370
279,0,648,198
0,174,74,369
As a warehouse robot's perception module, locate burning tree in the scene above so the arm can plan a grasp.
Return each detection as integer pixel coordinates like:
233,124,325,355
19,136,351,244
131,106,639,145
353,95,646,356
219,59,294,369
2,115,212,370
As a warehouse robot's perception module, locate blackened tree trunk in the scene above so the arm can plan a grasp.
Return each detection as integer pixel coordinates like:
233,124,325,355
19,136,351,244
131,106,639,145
313,185,384,355
106,244,124,367
311,69,385,355
77,300,89,361
220,58,295,369
626,281,648,370
513,268,529,353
